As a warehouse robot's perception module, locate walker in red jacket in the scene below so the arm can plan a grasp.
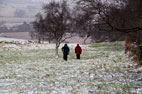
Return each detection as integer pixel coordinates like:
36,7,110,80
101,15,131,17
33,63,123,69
75,44,82,59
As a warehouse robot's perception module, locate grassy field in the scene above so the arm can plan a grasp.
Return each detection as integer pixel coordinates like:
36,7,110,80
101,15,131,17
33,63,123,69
0,41,142,94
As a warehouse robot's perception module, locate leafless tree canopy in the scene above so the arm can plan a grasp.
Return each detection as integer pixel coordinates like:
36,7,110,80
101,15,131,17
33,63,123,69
33,0,73,58
76,0,142,33
74,0,142,65
33,0,142,61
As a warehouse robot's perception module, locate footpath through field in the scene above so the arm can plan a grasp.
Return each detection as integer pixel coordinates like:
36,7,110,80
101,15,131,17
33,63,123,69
0,42,142,94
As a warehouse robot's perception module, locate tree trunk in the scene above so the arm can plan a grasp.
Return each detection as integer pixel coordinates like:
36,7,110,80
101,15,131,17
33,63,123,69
38,37,41,44
56,46,59,58
48,38,51,44
38,39,41,44
55,42,60,58
83,35,90,44
42,38,44,44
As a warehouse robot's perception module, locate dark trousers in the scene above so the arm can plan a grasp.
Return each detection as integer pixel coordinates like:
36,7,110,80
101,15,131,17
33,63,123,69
76,54,80,59
63,54,68,61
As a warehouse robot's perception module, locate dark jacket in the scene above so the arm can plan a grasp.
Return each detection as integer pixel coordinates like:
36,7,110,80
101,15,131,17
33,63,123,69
75,44,82,55
62,44,70,55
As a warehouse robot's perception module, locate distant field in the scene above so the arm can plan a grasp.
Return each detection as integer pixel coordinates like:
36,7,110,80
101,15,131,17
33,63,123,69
0,32,92,43
0,32,31,40
0,37,26,42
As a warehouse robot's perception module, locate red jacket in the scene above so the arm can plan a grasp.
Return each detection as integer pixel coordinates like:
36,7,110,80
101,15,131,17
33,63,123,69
75,44,82,55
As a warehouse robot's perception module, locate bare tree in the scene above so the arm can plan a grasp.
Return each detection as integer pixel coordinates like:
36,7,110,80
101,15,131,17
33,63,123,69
74,0,110,42
76,0,142,39
33,0,73,58
76,0,142,65
73,6,94,43
32,13,45,43
79,0,141,33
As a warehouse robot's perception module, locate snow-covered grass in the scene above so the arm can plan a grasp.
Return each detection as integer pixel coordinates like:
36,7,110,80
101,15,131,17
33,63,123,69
0,37,27,42
0,42,142,94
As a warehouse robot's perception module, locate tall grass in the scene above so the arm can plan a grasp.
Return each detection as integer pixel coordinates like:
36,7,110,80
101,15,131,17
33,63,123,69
91,41,124,52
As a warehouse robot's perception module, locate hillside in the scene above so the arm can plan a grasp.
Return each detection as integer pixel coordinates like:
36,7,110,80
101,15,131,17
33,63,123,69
0,40,142,93
0,32,92,44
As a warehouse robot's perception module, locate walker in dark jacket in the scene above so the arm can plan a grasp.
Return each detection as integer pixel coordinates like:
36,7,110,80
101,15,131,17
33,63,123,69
62,44,70,61
75,44,82,59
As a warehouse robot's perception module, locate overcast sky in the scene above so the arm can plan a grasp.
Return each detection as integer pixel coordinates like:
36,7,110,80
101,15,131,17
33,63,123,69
0,0,75,19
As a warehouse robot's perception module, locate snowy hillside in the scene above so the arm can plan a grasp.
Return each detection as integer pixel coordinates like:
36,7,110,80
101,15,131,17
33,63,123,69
0,41,142,94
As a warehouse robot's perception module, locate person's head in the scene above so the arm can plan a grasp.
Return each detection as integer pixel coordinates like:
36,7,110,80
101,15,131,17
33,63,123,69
64,44,68,47
77,44,79,46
